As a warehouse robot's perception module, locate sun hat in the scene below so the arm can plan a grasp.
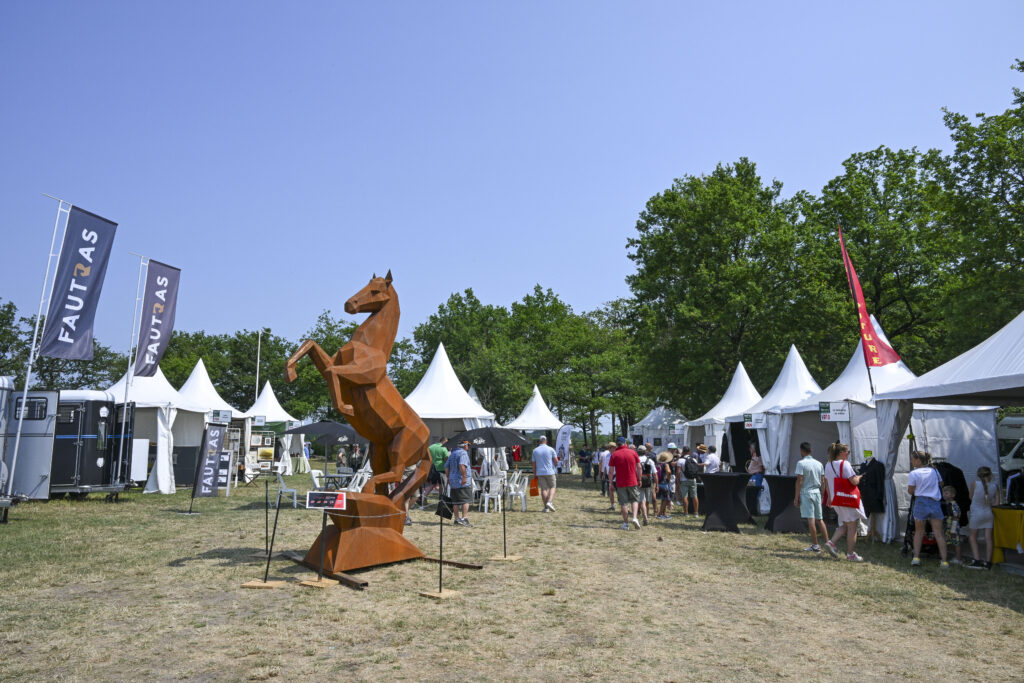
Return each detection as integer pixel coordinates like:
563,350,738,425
666,442,677,450
637,446,647,454
657,452,671,463
697,444,708,453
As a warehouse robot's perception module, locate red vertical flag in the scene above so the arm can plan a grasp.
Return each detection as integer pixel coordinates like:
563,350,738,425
837,225,901,367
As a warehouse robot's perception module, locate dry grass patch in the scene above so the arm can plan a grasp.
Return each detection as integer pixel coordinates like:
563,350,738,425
0,474,1021,681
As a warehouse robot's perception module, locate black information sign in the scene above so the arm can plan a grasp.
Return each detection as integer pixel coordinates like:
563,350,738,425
306,491,347,510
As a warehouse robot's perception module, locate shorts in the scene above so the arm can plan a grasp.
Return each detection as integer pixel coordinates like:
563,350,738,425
657,484,672,501
835,504,866,524
427,465,442,486
912,497,943,521
800,489,823,519
537,474,557,491
616,486,641,505
449,486,473,504
678,479,697,498
639,487,653,503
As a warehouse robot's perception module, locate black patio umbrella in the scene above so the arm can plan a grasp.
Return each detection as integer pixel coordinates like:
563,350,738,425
281,420,357,439
446,426,530,449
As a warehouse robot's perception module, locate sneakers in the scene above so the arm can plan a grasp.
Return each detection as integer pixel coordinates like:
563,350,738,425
825,541,839,557
642,517,649,526
940,561,950,569
949,558,961,565
805,544,822,553
544,502,555,512
847,552,863,562
454,518,473,528
541,508,548,513
631,517,641,529
405,516,413,525
967,559,985,570
608,505,616,511
621,522,630,530
911,557,921,566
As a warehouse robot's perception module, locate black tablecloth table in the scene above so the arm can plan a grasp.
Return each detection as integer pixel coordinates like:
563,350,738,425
701,473,752,533
763,475,807,533
744,485,761,524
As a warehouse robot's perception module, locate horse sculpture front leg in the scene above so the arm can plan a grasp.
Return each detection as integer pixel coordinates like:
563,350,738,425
285,340,354,415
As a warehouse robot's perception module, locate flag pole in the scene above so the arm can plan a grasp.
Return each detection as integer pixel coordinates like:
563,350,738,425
6,198,71,497
254,330,262,402
115,253,148,489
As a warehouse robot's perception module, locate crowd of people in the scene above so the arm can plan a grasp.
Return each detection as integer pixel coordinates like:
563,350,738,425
407,431,1004,571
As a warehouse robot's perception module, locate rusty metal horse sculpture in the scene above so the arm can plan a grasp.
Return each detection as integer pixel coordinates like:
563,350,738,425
285,271,431,572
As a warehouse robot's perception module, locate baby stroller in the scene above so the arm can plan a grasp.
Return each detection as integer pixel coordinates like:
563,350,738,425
900,461,970,557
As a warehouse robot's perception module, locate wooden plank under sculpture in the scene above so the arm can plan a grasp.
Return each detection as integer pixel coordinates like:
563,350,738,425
286,271,432,572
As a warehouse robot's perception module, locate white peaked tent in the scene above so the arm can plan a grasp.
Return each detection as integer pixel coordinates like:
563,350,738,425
686,362,762,458
873,309,1023,541
245,381,301,475
505,384,564,431
633,406,688,453
0,376,13,489
405,343,495,439
778,318,996,541
106,367,207,494
724,345,821,473
468,386,482,406
177,359,251,482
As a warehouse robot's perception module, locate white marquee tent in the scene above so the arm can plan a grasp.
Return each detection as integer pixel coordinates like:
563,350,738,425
177,359,252,483
245,381,301,475
404,343,495,440
873,309,1023,541
106,366,207,494
505,384,564,431
632,406,688,453
0,375,13,491
724,345,821,473
686,362,761,459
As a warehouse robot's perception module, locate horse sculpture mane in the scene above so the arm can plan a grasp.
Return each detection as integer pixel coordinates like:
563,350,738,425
285,271,432,572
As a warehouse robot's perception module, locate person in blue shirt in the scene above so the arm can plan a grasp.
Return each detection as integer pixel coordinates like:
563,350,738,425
445,440,474,527
532,435,560,512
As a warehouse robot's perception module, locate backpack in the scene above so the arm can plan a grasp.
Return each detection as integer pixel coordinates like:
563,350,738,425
683,455,701,480
640,458,654,487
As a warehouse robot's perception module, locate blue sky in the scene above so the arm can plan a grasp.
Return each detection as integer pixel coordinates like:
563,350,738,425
2,2,1022,355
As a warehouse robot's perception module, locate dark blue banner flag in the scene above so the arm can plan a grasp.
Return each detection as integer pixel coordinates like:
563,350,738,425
39,207,118,360
194,423,226,498
133,260,180,377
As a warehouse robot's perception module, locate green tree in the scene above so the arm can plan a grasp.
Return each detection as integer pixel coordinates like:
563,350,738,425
626,158,800,417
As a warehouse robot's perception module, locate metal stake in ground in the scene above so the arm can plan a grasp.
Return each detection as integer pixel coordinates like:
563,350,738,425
490,477,521,561
242,490,287,589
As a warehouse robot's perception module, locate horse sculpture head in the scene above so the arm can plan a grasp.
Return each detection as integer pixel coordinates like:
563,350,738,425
345,270,394,314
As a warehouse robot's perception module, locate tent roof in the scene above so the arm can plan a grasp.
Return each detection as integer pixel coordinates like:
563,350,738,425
783,316,917,413
105,366,207,412
634,405,688,430
687,362,762,427
468,385,482,406
0,376,13,390
505,384,564,430
178,358,248,418
404,343,495,420
726,345,821,421
874,309,1024,406
246,381,298,423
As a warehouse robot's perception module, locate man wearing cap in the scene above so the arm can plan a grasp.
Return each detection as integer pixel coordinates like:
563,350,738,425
637,446,656,525
531,435,559,512
445,440,474,527
608,436,642,529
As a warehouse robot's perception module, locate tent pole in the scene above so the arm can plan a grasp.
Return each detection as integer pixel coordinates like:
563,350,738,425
7,198,69,498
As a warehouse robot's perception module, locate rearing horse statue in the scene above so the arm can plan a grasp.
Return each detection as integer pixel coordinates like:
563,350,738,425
286,271,431,501
284,272,432,572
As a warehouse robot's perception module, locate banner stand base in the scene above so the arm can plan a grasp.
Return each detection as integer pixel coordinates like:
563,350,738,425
241,579,287,589
419,588,460,600
177,511,200,516
488,555,522,562
299,577,338,589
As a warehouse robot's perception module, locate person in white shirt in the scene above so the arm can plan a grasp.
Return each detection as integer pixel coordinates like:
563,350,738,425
906,449,948,567
700,445,721,475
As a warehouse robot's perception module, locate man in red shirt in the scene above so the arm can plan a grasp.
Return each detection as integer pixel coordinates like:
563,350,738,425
608,436,641,530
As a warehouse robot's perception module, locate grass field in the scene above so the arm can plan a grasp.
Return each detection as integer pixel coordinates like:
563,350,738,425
1,470,1021,681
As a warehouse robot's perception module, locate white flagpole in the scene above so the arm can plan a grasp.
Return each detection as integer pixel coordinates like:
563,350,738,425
6,197,71,497
115,253,148,488
254,329,262,402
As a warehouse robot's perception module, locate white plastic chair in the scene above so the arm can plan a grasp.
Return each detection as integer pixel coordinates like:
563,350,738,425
310,469,325,491
345,470,370,492
506,471,527,512
479,475,504,513
274,465,298,508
